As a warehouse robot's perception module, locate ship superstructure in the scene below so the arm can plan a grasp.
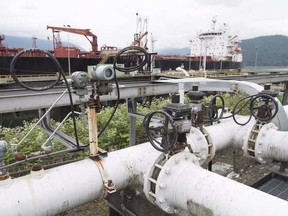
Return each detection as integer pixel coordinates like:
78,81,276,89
154,18,243,71
191,17,242,64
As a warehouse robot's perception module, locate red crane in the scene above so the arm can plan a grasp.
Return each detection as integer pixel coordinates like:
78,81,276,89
131,31,148,46
131,13,148,48
47,26,99,55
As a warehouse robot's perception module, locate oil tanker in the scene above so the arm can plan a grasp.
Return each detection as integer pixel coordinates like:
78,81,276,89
0,18,242,76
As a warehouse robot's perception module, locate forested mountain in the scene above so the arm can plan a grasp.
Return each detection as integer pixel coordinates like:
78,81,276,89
241,35,288,66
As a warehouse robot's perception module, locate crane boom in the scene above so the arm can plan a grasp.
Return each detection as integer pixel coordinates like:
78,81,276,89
47,25,98,53
131,31,148,46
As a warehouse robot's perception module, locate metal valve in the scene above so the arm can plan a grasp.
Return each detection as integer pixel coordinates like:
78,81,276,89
143,95,192,154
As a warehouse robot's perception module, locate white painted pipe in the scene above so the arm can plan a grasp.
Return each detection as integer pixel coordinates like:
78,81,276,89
3,117,288,215
176,67,189,77
204,116,256,151
0,160,103,216
153,152,288,216
178,82,185,104
202,115,288,163
1,138,288,215
254,123,288,163
283,105,288,117
0,142,161,216
186,115,256,164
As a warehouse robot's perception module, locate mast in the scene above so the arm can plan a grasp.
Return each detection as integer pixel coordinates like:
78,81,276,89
211,16,217,30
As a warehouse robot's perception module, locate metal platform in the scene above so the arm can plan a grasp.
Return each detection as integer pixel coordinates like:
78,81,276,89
0,81,179,114
2,71,288,114
252,171,288,201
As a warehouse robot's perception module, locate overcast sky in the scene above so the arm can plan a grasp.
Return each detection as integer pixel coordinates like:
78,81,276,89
1,0,288,51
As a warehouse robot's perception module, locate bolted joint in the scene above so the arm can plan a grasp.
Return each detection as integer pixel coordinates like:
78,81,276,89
104,179,117,194
87,97,98,108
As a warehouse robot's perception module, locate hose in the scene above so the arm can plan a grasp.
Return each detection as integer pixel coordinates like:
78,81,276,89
113,46,149,73
9,48,80,148
221,93,278,125
10,48,61,91
97,46,149,138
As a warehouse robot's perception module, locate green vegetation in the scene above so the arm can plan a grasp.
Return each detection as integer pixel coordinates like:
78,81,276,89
0,97,169,168
0,91,272,170
203,92,248,117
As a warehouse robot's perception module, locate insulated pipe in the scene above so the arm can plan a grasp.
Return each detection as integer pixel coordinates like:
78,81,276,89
0,142,161,216
152,152,288,216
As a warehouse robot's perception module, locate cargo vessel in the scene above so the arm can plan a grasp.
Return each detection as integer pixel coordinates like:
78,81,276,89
0,18,242,76
154,17,242,71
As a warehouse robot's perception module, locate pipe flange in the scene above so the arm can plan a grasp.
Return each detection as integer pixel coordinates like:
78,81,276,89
243,122,264,159
144,152,199,214
143,153,168,204
156,152,200,213
200,127,215,162
186,127,209,165
255,123,278,164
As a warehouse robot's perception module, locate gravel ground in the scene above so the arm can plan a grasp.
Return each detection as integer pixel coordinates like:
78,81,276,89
59,147,276,216
58,200,108,216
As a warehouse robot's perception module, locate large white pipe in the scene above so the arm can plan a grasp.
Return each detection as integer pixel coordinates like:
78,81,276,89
152,152,288,216
2,140,288,215
201,115,288,163
0,142,161,216
203,116,256,151
3,115,288,215
0,159,104,216
283,105,288,117
186,116,256,165
254,123,288,163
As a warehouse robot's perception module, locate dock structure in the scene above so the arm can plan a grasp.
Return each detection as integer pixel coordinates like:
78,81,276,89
2,69,288,113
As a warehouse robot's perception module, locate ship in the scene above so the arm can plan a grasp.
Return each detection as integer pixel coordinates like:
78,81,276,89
0,27,113,76
0,18,242,77
154,17,242,72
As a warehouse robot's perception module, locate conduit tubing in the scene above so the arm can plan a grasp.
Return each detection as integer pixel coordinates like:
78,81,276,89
155,152,288,216
0,142,161,216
